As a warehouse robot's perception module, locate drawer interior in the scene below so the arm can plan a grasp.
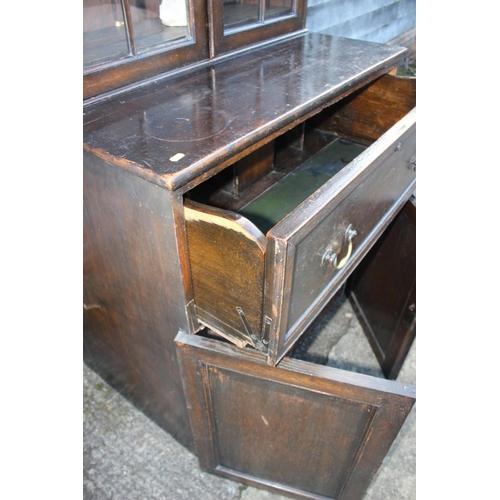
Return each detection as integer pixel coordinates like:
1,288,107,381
238,135,366,234
187,73,416,222
184,73,416,358
187,119,367,229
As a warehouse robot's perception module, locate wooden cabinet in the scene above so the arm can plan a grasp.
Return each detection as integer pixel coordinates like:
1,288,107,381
83,4,416,497
209,0,306,56
83,0,306,99
183,74,415,366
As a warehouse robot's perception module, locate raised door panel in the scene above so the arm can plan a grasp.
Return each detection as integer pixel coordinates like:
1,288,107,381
175,331,416,499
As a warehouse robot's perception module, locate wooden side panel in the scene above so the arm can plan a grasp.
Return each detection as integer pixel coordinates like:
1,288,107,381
83,149,194,449
176,331,415,500
235,141,275,193
348,197,416,379
199,141,276,200
184,199,267,348
309,74,416,145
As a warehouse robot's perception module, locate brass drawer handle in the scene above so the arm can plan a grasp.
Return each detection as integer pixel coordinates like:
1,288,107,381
321,224,357,270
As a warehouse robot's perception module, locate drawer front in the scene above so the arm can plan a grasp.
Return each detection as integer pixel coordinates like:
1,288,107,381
175,331,415,500
265,109,416,364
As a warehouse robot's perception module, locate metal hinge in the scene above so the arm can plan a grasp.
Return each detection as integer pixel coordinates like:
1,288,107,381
236,307,270,353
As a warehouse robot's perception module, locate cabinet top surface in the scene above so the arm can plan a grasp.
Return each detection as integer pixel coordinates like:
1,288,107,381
83,34,405,191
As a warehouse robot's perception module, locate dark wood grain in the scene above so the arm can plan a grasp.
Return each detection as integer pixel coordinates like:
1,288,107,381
234,140,275,193
309,74,416,145
175,330,415,500
83,149,195,450
264,110,416,365
183,105,415,366
83,34,407,191
192,140,276,201
184,199,266,349
348,197,416,380
83,24,415,498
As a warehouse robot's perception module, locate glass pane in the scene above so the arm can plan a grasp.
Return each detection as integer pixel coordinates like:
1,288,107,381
223,1,260,31
83,0,130,69
265,0,293,21
131,0,190,54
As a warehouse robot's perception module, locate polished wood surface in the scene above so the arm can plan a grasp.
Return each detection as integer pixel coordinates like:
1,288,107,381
83,34,407,191
348,197,416,380
175,330,416,500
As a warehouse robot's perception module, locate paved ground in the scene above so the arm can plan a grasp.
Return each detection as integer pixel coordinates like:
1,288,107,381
83,293,415,499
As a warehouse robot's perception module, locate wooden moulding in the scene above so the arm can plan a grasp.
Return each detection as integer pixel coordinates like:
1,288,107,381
83,0,210,100
184,199,266,349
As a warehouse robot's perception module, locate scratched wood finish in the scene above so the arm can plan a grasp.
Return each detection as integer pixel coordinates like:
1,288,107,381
83,149,195,450
309,74,416,145
348,197,416,380
184,199,266,349
175,330,416,500
83,34,407,191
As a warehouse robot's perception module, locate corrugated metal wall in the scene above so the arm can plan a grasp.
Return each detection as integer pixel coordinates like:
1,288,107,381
306,0,416,43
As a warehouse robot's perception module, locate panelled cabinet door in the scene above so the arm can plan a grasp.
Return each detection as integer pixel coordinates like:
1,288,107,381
348,197,416,380
175,331,415,500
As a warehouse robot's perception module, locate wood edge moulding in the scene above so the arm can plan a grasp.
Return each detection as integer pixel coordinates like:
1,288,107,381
83,45,407,195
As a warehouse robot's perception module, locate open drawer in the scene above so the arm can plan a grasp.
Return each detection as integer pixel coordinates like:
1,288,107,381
184,74,416,366
175,321,416,500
